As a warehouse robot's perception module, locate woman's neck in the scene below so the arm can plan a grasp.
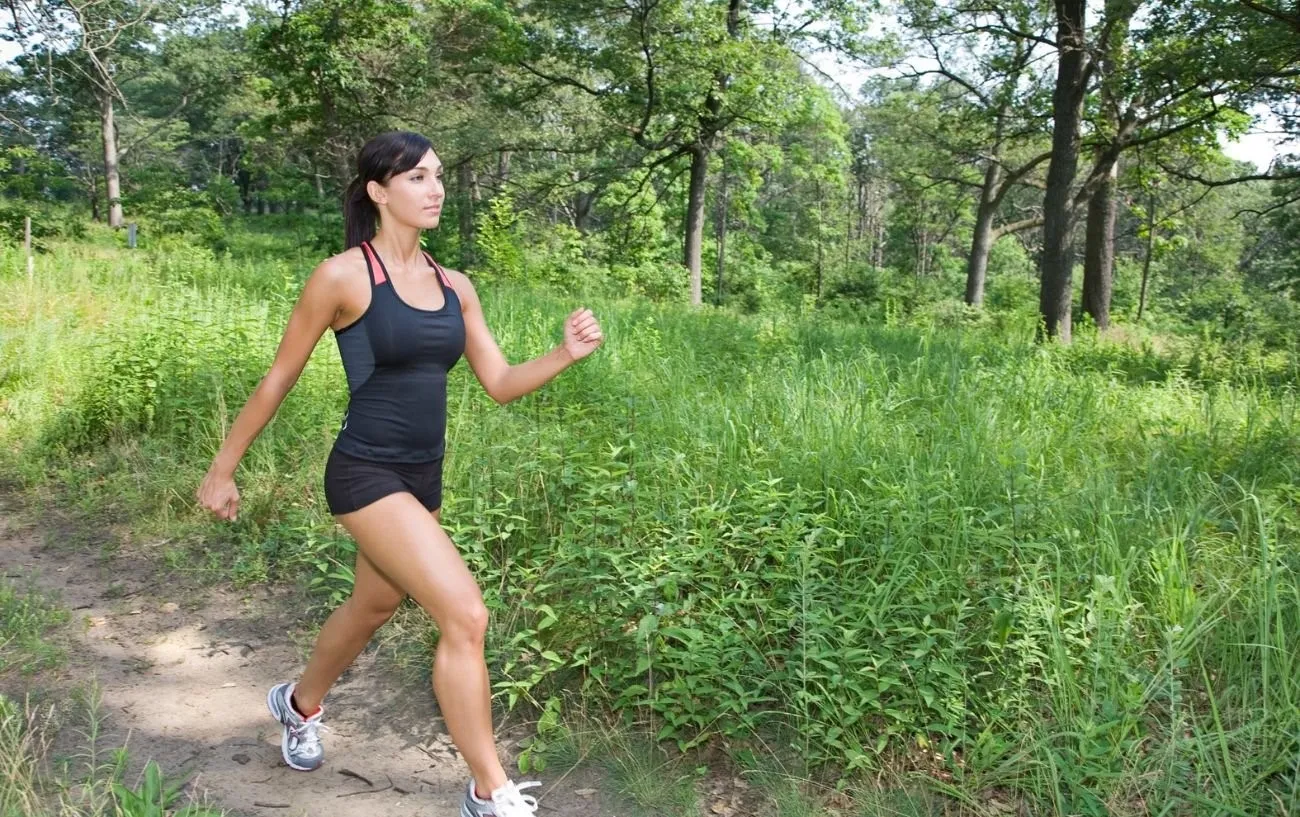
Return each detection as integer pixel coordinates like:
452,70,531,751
370,226,423,268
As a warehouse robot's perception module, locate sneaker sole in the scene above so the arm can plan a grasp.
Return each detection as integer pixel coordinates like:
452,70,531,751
266,684,320,772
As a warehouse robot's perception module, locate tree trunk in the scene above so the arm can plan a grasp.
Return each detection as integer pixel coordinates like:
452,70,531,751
1038,0,1089,343
1082,156,1118,330
965,163,1003,306
319,86,350,183
573,189,595,234
682,0,740,307
873,213,885,271
88,172,100,222
814,175,825,304
684,144,708,305
238,169,252,213
844,184,853,273
915,215,930,279
1138,191,1156,321
715,153,729,304
458,161,477,268
855,179,867,241
497,150,512,196
101,92,124,229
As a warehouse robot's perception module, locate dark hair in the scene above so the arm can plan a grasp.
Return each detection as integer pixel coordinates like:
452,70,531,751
344,130,434,249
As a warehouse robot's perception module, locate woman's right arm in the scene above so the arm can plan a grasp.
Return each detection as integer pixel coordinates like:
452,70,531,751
196,259,346,521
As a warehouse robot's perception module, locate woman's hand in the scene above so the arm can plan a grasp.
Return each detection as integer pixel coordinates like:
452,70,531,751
562,308,604,362
196,466,240,521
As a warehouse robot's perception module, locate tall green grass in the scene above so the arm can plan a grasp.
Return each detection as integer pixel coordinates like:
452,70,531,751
0,688,224,817
1,229,1297,814
0,582,67,676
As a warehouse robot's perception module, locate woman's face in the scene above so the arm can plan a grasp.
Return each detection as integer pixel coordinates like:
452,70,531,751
370,148,445,230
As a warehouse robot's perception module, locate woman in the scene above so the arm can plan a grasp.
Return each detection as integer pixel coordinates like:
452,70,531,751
196,130,603,817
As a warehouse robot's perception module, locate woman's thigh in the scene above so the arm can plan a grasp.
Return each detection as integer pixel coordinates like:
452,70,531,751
335,492,482,626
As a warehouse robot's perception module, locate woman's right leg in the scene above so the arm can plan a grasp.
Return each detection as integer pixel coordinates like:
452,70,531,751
291,546,406,713
336,492,510,796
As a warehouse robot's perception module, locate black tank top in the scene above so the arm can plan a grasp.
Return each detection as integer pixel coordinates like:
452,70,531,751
331,241,466,463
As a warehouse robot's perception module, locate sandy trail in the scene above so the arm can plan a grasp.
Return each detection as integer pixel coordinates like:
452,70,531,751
0,506,612,817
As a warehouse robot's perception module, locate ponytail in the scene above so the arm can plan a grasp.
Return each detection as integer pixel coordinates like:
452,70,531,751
343,131,433,248
343,177,377,249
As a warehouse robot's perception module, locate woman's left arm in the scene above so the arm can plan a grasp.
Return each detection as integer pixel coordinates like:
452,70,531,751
449,270,603,405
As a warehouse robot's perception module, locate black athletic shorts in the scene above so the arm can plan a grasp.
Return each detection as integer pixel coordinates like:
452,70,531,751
323,447,444,515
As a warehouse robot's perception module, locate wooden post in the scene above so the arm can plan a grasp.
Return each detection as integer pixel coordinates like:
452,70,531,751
127,223,137,249
24,216,32,279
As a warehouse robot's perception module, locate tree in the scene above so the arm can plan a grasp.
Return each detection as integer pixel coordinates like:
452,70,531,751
895,0,1055,306
8,0,218,227
507,0,870,303
251,0,432,184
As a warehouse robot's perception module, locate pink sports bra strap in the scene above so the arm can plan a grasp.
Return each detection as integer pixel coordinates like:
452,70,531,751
422,250,454,289
360,241,387,285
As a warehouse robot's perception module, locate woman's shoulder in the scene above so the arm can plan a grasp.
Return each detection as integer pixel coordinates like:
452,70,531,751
440,266,471,287
321,245,368,274
298,247,369,306
439,266,480,308
310,246,368,285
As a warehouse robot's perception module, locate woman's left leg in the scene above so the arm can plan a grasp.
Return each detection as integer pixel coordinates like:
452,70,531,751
336,495,510,796
292,544,408,713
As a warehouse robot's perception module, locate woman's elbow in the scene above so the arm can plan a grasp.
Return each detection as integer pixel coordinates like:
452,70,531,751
258,370,297,402
483,372,513,405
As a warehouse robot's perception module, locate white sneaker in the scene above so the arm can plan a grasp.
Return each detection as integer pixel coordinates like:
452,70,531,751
266,682,325,771
460,779,542,816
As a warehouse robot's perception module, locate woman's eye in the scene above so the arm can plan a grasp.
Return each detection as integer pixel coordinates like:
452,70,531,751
412,174,424,181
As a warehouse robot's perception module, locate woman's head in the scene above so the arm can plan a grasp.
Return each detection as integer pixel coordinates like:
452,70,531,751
343,131,445,248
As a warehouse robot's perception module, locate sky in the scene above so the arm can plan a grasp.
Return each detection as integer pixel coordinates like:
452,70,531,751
1219,114,1295,171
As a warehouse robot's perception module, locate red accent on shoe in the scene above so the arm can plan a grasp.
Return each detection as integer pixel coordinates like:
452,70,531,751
290,693,321,719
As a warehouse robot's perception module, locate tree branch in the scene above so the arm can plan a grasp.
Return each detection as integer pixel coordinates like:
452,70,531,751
516,61,605,99
1159,163,1300,187
991,214,1043,238
634,0,661,144
1238,0,1300,33
119,92,190,157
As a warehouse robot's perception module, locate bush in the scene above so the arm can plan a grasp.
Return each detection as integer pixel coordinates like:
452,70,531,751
476,195,526,282
0,200,86,250
127,189,224,249
40,301,270,453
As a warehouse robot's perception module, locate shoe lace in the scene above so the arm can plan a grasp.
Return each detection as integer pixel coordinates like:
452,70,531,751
288,716,328,755
491,780,542,816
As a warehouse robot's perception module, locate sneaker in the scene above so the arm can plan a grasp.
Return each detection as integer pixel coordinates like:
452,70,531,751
266,682,325,771
460,779,542,817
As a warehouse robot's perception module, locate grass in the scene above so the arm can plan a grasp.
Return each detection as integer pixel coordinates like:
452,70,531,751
0,573,223,817
1,225,1298,814
603,735,701,817
0,581,68,677
0,687,224,817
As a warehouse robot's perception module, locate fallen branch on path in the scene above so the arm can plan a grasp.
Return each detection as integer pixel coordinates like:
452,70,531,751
338,768,373,787
337,774,394,798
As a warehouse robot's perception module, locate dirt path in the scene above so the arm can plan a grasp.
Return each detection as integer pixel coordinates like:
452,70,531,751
0,506,613,817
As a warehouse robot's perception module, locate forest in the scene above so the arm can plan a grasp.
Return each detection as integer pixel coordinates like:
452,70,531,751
1,1,1298,815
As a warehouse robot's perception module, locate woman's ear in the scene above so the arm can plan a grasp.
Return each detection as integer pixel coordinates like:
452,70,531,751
366,179,387,207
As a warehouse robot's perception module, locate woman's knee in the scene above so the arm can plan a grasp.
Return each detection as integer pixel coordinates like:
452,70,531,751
433,598,490,647
346,594,401,630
